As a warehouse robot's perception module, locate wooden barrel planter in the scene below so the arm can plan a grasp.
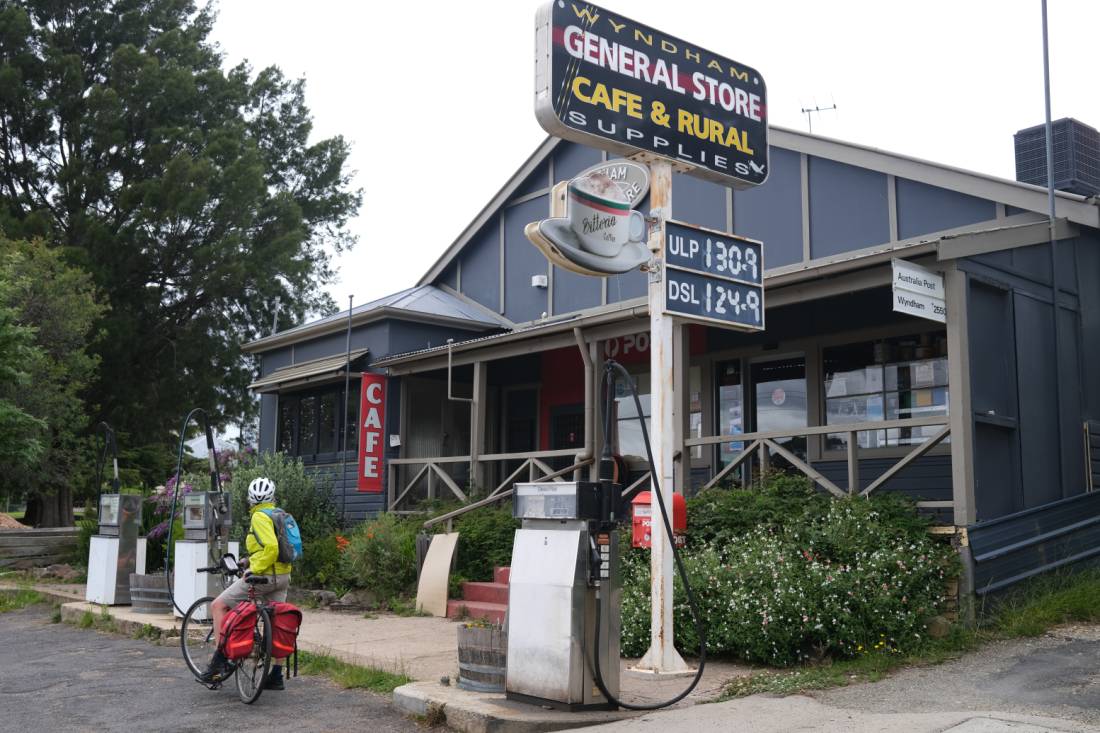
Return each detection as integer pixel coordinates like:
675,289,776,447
129,573,173,614
457,623,507,693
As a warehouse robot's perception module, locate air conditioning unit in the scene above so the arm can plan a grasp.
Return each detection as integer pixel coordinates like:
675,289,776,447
1014,118,1100,197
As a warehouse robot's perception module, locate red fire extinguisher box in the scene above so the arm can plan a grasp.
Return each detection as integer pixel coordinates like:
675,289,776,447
631,491,687,549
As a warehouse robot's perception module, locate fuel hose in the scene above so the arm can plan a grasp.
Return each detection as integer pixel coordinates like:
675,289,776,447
164,408,225,616
591,359,706,710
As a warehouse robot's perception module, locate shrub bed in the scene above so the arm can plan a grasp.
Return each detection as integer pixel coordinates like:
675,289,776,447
622,475,958,666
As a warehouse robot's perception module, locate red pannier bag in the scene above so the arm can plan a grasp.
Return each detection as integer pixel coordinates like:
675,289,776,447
270,601,303,659
219,602,258,661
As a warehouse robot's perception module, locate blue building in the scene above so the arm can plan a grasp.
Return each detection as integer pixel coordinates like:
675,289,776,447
242,121,1100,599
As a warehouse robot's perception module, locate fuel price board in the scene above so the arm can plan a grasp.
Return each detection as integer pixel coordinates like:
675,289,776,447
662,220,764,331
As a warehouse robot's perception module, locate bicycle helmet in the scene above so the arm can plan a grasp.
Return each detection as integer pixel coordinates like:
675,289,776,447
247,476,276,505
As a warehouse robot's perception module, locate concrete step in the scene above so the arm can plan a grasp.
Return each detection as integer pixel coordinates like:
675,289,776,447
493,566,510,585
446,599,506,625
460,581,508,605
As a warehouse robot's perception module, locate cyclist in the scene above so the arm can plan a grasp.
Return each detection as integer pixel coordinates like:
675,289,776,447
200,476,293,688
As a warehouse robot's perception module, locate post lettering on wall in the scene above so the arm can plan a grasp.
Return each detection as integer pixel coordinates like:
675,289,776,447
358,373,386,493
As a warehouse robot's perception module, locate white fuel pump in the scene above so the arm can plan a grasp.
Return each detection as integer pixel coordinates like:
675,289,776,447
86,423,145,605
172,489,237,617
506,480,621,710
165,409,237,617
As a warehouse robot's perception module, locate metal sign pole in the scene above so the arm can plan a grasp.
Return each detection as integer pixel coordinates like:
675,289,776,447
636,159,690,674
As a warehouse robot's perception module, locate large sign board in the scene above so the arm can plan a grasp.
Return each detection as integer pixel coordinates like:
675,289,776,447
357,373,386,493
891,258,946,324
535,2,768,187
662,220,764,330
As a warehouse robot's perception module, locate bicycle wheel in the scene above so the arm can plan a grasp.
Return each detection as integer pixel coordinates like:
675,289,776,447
235,605,272,704
180,596,219,680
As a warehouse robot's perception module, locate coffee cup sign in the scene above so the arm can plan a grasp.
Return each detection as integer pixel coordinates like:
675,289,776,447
523,159,652,278
568,173,646,256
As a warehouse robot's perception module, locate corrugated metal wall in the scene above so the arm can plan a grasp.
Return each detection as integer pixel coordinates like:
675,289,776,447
968,490,1100,595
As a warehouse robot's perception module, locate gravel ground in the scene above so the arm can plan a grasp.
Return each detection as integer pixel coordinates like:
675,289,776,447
0,602,426,733
815,625,1100,726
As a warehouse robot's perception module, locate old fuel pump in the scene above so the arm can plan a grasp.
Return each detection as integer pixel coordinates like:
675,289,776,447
165,409,238,617
506,480,622,710
86,423,143,605
505,360,707,711
173,489,236,617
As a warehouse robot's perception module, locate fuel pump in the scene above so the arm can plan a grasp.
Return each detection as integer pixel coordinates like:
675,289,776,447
165,409,238,617
506,480,622,710
86,423,144,605
505,360,706,711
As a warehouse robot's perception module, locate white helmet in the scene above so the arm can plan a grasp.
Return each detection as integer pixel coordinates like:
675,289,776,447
247,476,275,505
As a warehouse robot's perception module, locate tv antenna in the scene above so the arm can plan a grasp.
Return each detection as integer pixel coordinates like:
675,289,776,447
801,100,837,134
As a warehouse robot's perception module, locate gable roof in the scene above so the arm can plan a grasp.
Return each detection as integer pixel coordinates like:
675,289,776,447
417,127,1099,287
242,285,509,354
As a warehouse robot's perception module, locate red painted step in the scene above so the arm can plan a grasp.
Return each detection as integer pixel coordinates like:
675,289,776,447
493,566,510,585
446,599,507,625
461,581,509,605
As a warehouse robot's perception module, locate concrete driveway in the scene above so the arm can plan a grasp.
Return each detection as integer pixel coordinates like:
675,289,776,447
579,625,1100,733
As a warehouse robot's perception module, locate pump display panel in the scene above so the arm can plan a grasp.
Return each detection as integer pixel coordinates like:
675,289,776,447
514,482,603,521
99,494,120,527
182,493,206,529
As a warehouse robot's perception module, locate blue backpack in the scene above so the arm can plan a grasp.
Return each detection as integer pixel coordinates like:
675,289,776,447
252,507,304,564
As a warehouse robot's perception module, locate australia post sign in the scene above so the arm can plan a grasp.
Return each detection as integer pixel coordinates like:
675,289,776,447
535,1,768,186
357,374,386,493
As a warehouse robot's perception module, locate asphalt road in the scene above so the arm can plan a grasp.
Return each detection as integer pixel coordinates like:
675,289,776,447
817,623,1100,727
0,603,424,733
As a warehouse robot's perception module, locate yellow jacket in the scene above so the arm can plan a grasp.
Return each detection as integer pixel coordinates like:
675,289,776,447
246,502,293,576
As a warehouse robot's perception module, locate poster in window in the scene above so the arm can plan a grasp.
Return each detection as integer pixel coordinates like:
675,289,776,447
913,361,935,388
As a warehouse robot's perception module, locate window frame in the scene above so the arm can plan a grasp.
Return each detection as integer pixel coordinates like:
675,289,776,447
696,321,951,476
275,381,361,465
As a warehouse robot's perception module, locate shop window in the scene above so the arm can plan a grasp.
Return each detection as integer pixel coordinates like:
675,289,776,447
318,392,338,454
688,366,703,460
276,383,360,463
615,372,651,462
823,331,948,450
752,357,808,459
716,360,745,465
614,367,700,464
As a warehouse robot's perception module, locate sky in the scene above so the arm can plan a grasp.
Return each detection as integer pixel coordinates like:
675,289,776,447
209,0,1100,313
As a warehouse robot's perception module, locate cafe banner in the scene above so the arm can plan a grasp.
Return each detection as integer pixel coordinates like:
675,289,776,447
357,373,386,493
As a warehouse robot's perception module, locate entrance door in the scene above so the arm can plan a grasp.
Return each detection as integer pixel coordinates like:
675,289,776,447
751,356,808,461
504,388,538,453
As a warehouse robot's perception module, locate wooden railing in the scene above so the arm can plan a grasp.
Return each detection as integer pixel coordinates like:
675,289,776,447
684,416,951,505
387,448,593,515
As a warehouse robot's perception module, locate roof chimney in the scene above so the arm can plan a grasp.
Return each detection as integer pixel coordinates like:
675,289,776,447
1014,118,1100,197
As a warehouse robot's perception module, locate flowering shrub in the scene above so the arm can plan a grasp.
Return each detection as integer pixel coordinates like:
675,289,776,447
339,512,419,600
621,493,957,667
295,532,349,589
225,452,339,540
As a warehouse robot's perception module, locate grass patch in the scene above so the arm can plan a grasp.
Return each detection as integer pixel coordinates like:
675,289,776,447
387,597,429,617
297,651,411,694
720,567,1100,701
132,623,160,641
70,606,120,633
0,589,43,612
984,568,1100,637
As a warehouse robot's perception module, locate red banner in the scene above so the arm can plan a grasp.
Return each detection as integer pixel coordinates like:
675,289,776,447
357,373,386,493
